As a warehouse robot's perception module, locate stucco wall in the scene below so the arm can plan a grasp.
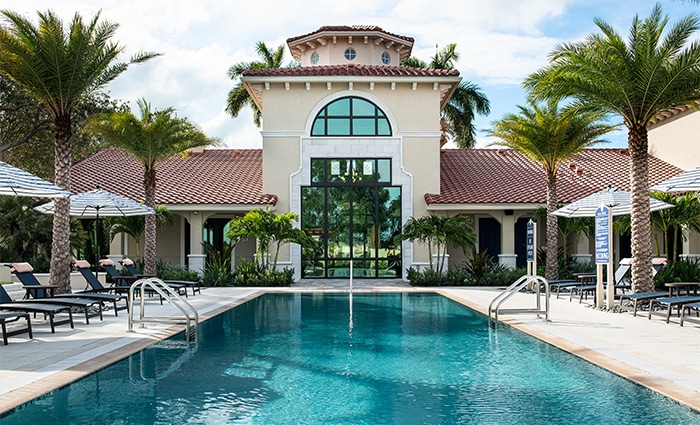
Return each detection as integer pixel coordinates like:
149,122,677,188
261,82,444,272
649,110,700,170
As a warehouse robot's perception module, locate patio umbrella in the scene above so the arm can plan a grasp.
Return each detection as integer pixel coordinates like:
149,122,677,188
551,186,674,218
650,167,700,193
0,161,71,198
551,186,674,309
35,187,155,264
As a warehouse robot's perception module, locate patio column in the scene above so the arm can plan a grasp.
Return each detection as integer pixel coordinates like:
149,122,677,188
499,212,516,269
187,212,204,274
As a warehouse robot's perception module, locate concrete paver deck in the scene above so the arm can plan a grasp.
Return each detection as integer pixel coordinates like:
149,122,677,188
1,281,700,414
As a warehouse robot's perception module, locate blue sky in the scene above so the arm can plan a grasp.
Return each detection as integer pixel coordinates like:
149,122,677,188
1,1,698,149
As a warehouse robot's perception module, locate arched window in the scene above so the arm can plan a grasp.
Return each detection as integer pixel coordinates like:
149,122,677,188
311,97,392,137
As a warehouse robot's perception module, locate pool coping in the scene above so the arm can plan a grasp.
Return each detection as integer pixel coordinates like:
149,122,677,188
2,286,700,416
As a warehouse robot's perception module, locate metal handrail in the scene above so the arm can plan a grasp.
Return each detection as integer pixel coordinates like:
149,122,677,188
127,278,199,342
488,275,549,328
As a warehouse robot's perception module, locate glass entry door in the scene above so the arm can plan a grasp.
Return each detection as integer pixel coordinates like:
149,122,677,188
302,158,401,278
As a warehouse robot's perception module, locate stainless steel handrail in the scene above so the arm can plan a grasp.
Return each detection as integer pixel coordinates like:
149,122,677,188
488,275,549,328
127,278,199,342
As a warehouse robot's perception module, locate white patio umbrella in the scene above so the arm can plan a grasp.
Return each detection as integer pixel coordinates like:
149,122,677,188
551,186,674,218
650,167,700,193
35,187,155,264
551,186,674,309
0,161,71,198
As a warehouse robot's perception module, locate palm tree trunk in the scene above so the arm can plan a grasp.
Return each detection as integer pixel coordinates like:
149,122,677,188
49,114,72,294
629,125,653,293
545,172,559,280
143,168,157,275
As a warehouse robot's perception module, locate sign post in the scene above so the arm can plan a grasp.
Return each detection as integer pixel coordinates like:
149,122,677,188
595,205,614,309
526,220,536,276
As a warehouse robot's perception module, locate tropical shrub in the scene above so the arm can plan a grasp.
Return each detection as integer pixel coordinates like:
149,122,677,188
0,196,87,271
156,260,200,282
653,258,700,287
231,260,294,287
406,267,468,286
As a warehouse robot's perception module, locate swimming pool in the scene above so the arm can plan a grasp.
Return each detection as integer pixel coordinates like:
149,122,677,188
2,293,699,424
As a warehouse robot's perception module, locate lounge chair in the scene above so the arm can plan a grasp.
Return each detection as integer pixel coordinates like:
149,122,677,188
0,285,74,333
648,295,700,323
620,291,669,316
0,312,32,345
3,263,103,324
680,302,700,327
9,262,125,316
98,259,136,288
574,259,635,303
548,280,579,299
119,258,196,296
73,260,131,296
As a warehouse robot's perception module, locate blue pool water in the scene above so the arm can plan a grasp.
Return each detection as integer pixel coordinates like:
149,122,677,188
2,293,699,424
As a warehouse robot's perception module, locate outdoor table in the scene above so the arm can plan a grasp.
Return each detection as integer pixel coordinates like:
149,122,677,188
22,284,57,299
665,282,700,297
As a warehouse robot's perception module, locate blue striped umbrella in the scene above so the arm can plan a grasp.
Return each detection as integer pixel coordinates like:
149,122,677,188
0,162,71,198
650,167,700,193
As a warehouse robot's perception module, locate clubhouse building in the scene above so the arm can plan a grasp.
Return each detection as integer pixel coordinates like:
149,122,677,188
71,26,689,280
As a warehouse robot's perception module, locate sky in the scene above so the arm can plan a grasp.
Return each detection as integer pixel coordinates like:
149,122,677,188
1,0,698,149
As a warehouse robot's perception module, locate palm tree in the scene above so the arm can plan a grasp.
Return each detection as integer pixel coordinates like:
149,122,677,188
226,41,296,126
617,192,700,260
398,214,477,274
0,10,157,292
523,4,700,292
87,99,218,275
488,99,615,280
226,208,317,270
402,43,490,148
107,205,174,261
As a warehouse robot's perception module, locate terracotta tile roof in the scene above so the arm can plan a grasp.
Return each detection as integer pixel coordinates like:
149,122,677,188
71,149,277,206
242,63,459,78
286,26,414,44
425,148,684,206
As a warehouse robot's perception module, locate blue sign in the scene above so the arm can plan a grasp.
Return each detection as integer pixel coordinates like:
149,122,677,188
526,220,534,262
595,205,610,264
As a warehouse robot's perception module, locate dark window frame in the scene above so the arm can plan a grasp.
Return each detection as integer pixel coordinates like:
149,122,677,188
311,96,392,137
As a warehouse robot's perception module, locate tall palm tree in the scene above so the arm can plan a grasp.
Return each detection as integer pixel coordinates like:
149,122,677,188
488,99,615,280
226,42,295,126
402,43,490,148
523,4,700,292
0,10,157,292
87,99,218,275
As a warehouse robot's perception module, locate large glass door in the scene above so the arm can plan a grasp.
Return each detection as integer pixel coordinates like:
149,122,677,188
301,158,401,278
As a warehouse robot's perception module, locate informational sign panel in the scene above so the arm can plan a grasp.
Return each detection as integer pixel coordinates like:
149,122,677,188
526,220,535,262
595,205,610,264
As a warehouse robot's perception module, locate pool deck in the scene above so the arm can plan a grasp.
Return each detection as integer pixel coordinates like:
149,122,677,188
2,280,700,414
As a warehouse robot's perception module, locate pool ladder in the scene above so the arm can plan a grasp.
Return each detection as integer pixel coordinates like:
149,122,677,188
128,278,199,342
488,275,549,328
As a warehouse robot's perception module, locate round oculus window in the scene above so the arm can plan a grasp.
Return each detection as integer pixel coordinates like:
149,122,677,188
381,51,391,64
311,52,319,64
344,48,356,61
